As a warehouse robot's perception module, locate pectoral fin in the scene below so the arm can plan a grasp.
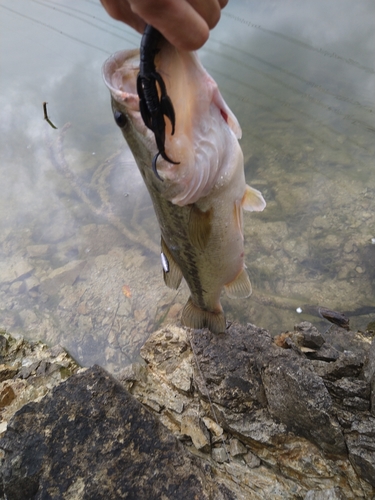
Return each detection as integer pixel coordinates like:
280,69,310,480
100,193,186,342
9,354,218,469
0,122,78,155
181,297,226,334
212,87,242,139
234,200,244,239
161,237,183,289
242,185,266,212
224,268,252,299
188,205,213,251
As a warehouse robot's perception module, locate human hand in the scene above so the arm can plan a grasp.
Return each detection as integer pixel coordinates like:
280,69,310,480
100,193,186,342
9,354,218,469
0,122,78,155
100,0,228,51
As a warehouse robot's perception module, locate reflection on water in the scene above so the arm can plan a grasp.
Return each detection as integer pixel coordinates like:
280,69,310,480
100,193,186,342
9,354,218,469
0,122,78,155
0,0,374,373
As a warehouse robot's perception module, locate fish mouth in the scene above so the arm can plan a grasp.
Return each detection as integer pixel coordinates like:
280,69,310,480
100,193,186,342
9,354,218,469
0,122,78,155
103,46,243,207
102,49,140,113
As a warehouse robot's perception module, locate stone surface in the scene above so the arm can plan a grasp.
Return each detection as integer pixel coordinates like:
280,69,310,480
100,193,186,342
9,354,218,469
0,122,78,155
364,336,375,416
181,414,211,452
304,487,346,499
127,323,375,498
229,438,247,457
1,323,375,499
0,365,236,500
0,331,80,438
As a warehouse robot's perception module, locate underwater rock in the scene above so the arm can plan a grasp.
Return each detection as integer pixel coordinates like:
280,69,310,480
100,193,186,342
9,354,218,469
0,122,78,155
0,256,34,285
39,260,86,295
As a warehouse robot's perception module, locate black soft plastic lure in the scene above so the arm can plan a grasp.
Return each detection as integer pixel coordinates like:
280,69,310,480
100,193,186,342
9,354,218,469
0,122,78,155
136,25,179,180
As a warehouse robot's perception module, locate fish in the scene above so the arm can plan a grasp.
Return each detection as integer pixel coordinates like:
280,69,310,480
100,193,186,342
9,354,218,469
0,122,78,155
102,41,266,334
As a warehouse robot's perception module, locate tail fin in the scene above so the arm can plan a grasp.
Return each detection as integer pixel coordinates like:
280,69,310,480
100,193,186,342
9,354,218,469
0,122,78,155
181,297,226,334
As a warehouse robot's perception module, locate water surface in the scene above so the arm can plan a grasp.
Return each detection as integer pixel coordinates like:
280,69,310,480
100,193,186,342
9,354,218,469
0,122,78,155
0,0,374,372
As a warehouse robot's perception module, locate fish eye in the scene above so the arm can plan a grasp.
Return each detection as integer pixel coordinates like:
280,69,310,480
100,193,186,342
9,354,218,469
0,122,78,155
113,110,127,128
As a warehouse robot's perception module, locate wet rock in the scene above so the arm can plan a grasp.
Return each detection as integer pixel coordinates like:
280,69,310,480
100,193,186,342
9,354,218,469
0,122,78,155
0,365,236,500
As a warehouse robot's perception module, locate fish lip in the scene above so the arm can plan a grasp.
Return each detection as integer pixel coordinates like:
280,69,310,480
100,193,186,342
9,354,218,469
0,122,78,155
102,49,140,111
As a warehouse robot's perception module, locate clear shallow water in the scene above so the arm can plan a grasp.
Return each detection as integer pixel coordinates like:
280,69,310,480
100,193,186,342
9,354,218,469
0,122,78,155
0,0,374,372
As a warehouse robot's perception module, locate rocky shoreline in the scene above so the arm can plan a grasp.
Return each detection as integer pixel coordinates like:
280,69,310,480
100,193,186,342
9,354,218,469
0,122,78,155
0,321,374,499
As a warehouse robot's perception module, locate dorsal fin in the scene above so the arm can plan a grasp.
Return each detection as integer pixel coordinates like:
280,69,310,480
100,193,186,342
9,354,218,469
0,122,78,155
224,268,252,299
161,237,183,289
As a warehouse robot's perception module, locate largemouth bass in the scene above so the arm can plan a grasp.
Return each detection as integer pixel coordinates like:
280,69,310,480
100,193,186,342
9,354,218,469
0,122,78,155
102,42,266,333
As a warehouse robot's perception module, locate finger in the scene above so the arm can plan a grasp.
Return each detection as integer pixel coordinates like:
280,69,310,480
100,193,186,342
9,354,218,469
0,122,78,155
100,0,146,33
186,0,222,30
130,0,210,51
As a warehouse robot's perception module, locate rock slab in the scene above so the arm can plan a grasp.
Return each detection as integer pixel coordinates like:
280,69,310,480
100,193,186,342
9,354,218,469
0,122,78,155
0,365,235,500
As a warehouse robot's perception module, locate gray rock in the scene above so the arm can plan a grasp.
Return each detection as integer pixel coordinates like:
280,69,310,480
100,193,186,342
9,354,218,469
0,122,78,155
363,337,375,416
308,343,341,362
212,446,228,463
260,351,346,455
304,487,346,499
346,414,375,488
0,366,235,500
1,324,375,499
243,450,261,468
131,323,375,497
311,350,365,381
325,378,370,400
295,321,325,348
229,438,247,457
191,324,346,455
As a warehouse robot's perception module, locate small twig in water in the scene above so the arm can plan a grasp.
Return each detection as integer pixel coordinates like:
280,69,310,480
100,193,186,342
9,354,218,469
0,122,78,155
43,101,58,129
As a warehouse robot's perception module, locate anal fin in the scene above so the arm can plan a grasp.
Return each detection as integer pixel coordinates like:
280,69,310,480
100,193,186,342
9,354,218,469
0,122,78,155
161,237,183,289
181,297,226,334
224,268,252,299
